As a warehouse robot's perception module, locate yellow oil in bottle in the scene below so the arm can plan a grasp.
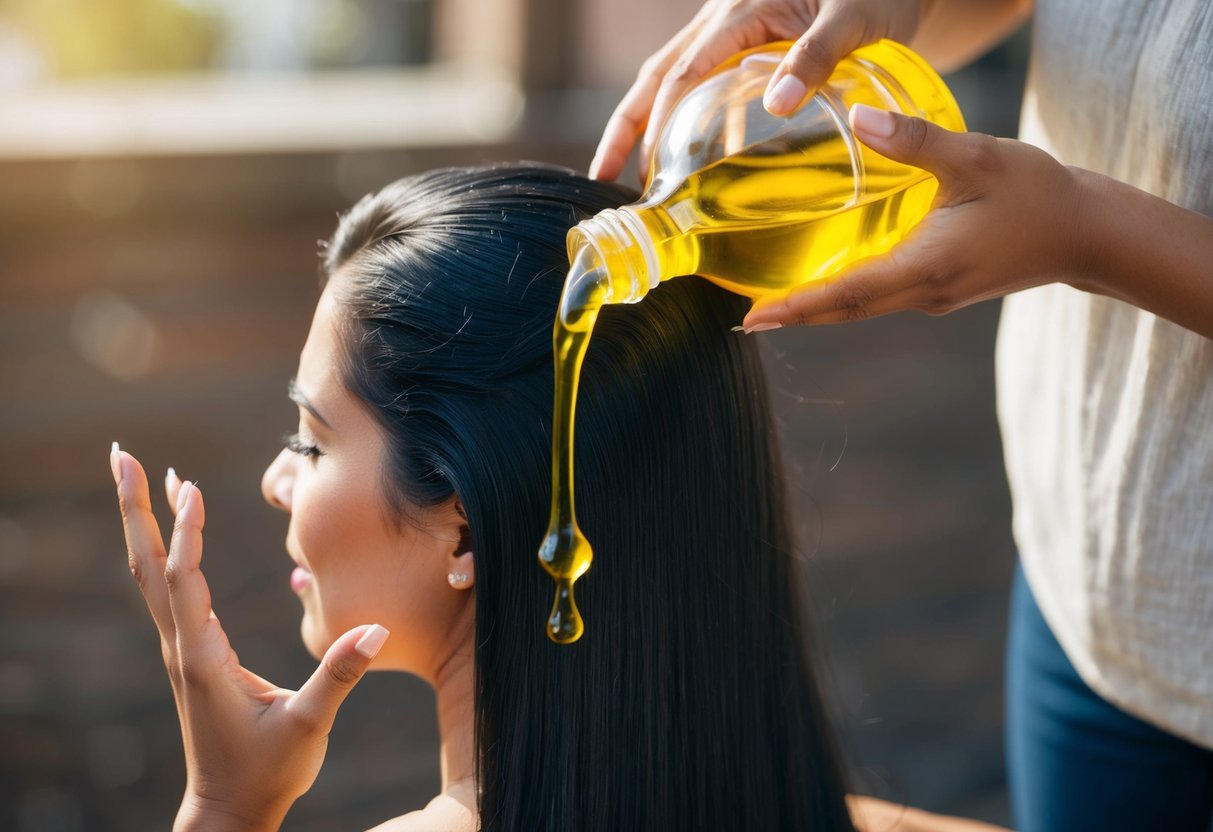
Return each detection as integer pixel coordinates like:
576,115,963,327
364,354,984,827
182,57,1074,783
629,140,939,298
538,39,962,643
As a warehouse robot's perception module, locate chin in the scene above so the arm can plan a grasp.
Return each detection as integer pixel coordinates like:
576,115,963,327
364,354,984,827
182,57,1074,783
299,614,329,661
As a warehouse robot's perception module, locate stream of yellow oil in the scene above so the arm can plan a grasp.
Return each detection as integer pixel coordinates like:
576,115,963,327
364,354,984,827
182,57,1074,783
538,135,940,644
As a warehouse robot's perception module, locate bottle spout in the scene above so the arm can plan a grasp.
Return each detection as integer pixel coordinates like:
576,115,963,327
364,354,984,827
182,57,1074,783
558,244,612,331
562,207,661,328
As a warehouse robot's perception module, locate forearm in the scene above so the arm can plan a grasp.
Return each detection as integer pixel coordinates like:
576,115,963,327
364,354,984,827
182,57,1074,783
1071,167,1213,339
912,0,1033,73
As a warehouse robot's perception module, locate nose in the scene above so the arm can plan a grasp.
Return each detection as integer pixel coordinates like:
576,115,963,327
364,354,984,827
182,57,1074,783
261,448,296,512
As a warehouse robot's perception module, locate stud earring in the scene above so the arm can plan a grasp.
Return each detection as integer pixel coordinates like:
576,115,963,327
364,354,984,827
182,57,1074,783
447,572,469,587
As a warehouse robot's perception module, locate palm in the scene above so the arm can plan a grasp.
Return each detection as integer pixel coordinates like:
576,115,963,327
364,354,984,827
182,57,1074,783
112,447,382,829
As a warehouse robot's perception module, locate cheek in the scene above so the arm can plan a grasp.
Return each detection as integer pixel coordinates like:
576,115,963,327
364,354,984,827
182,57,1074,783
291,470,398,618
287,462,460,673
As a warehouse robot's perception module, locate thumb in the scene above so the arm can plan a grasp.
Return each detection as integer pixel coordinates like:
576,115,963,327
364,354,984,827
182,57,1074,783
764,10,869,115
848,103,970,182
291,624,388,730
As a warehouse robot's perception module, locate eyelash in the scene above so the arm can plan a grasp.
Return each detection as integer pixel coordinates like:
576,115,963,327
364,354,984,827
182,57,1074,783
284,432,323,460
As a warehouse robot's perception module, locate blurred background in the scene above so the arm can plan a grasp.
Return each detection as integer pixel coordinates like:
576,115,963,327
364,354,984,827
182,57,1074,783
0,1,1029,829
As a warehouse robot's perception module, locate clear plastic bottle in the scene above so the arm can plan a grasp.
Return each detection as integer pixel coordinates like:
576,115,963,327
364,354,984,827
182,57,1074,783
558,38,966,325
539,40,965,644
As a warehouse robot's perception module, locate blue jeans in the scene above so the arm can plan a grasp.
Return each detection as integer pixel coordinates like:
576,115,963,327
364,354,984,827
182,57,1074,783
1006,564,1213,831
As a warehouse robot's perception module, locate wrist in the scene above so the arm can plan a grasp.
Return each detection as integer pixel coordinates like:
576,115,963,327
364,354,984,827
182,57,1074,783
1060,164,1112,296
174,792,288,832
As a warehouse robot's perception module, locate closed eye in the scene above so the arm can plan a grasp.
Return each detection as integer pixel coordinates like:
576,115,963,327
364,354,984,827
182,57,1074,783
284,432,323,460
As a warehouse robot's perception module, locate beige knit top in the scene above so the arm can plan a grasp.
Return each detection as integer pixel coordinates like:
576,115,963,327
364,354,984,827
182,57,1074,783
996,0,1213,746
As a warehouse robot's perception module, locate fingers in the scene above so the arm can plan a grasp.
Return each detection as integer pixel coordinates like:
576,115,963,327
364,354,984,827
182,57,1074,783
637,11,747,179
742,230,967,328
590,65,664,183
743,270,884,328
589,10,709,182
164,481,224,666
764,9,870,115
165,466,183,517
289,625,388,732
742,270,903,328
849,104,989,185
589,82,654,183
113,444,175,637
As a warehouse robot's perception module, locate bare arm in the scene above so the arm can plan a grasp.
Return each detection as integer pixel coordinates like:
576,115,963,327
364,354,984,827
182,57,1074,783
912,0,1033,73
1072,167,1213,339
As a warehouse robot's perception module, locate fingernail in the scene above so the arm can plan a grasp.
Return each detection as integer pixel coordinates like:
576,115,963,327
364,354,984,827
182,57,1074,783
355,624,389,659
744,322,783,334
764,74,806,114
177,481,192,514
588,153,602,179
110,441,122,485
850,103,895,139
166,467,179,489
740,54,782,71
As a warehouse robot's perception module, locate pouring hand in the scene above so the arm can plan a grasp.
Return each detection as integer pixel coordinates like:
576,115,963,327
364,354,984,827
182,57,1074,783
588,0,928,183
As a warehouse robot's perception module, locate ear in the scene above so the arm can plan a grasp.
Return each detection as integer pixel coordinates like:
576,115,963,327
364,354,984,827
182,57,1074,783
445,497,475,591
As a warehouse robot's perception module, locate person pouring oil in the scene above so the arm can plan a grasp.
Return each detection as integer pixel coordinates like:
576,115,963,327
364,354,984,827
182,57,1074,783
540,38,965,644
591,2,1213,831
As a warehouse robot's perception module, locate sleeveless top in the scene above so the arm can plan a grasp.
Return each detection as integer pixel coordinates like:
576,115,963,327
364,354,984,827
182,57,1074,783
996,0,1213,746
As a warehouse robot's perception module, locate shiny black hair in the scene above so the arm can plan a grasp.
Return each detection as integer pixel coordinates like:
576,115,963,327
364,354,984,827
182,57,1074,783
322,163,853,831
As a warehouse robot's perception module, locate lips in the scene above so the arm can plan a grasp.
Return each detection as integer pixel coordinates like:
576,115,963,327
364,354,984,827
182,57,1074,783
290,565,314,593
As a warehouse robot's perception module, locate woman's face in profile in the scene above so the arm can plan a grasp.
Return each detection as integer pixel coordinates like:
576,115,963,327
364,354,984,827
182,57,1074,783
260,283,473,680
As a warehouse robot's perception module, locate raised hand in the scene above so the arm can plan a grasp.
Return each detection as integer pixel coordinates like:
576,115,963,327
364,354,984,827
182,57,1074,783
112,444,389,832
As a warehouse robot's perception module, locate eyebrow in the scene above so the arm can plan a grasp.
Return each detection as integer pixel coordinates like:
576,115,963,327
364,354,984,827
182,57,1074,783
288,379,333,429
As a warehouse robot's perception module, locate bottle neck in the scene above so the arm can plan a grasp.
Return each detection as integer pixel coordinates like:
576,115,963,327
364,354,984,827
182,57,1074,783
569,206,661,306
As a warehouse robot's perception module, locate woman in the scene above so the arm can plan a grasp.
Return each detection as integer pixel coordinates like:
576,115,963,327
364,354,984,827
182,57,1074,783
111,163,859,830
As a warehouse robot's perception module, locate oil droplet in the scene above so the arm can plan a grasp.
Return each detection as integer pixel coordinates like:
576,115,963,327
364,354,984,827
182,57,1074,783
546,578,583,644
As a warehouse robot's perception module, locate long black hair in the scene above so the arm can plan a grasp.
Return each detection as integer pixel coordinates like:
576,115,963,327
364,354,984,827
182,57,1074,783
322,163,853,831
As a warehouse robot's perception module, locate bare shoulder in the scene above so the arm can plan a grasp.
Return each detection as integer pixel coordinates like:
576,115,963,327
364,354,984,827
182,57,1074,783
848,795,1010,832
365,792,477,832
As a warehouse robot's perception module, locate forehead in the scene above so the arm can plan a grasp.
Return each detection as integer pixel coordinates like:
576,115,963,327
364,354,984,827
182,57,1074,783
297,286,344,387
293,285,391,471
